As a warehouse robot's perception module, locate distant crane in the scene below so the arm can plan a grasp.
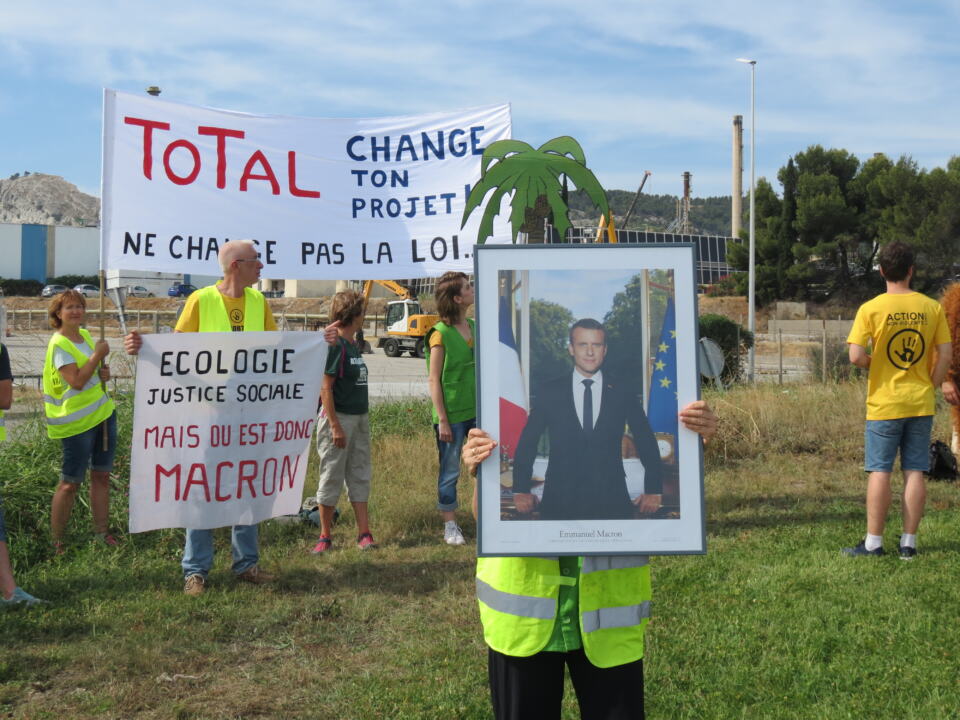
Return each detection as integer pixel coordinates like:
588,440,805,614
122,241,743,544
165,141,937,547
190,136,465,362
594,170,652,242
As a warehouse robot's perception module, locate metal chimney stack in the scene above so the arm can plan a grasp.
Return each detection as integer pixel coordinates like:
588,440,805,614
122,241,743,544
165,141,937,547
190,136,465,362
732,115,743,238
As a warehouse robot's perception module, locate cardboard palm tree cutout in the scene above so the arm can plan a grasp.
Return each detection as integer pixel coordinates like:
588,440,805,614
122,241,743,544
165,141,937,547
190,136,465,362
461,136,611,244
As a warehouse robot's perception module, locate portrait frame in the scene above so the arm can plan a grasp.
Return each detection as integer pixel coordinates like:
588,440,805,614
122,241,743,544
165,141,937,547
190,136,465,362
474,243,705,556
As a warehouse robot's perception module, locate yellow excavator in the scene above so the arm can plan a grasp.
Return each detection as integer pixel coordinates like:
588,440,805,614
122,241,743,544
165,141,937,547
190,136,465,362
359,280,439,358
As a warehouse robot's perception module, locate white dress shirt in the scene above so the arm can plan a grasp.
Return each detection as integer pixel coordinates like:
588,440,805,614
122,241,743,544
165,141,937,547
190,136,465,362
572,368,602,429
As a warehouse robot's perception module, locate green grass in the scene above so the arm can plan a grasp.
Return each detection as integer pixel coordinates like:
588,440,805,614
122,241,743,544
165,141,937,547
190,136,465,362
2,386,960,718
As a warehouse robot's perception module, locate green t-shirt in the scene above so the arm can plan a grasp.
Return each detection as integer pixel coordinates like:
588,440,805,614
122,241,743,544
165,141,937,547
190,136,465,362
325,338,368,415
543,556,583,652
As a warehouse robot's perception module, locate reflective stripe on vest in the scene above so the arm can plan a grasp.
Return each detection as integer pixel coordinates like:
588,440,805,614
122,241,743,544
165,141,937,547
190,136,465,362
196,285,265,332
43,372,101,406
582,601,652,633
45,393,111,426
581,555,649,574
476,578,556,620
477,555,652,668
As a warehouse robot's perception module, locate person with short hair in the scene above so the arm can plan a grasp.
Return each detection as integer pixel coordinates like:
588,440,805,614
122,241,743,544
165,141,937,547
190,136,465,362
1,342,46,607
843,240,956,559
44,290,118,555
125,239,279,595
311,290,376,553
512,318,664,521
425,271,475,545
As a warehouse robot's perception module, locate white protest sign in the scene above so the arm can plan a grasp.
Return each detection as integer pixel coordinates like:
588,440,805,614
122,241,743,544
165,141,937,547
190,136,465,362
128,331,325,532
101,90,512,279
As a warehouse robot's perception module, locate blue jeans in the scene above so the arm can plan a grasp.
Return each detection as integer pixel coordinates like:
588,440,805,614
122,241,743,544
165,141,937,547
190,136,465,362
435,418,476,511
864,415,933,472
61,411,118,483
182,525,259,579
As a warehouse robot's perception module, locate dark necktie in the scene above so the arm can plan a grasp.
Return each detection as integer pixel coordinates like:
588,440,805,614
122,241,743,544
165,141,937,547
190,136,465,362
582,379,594,432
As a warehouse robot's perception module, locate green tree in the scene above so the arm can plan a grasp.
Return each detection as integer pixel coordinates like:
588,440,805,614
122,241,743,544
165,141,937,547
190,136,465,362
529,299,575,389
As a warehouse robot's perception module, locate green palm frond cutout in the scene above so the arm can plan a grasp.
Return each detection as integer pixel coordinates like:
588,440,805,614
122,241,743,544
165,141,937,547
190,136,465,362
461,136,610,244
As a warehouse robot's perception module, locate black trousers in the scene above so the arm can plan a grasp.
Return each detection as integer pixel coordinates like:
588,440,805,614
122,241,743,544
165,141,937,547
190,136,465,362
488,647,644,720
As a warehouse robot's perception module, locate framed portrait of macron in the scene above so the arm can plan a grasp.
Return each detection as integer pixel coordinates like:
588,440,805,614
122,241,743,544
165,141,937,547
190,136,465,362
474,243,706,556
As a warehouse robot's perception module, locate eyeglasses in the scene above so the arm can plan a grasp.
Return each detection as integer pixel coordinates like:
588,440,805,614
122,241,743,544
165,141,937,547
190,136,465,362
235,257,261,264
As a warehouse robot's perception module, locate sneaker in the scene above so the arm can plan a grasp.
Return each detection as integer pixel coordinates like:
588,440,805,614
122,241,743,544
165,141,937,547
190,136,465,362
444,523,466,546
899,537,917,560
236,565,275,585
841,540,884,557
183,574,206,596
94,532,119,547
1,587,48,608
357,532,377,550
311,536,333,554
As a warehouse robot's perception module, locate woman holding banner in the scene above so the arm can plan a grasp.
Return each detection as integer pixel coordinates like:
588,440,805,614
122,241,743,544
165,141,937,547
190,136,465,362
43,290,118,554
311,290,377,553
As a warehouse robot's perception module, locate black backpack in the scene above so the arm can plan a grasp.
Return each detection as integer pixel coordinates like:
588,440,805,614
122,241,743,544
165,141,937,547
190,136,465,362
928,440,958,481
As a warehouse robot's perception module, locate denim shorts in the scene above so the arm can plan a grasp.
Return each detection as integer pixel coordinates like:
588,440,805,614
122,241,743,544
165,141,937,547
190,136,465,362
864,415,933,473
60,411,118,483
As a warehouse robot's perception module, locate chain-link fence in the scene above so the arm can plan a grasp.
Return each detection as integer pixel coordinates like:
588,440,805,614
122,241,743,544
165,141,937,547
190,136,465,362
3,308,385,385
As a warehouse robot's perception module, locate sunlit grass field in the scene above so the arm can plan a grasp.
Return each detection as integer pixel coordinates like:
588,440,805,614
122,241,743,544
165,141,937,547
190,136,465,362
2,385,960,719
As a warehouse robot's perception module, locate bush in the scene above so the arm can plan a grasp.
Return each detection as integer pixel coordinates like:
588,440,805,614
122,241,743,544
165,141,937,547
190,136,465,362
48,274,100,289
704,273,742,297
809,338,865,382
699,313,754,384
0,278,43,296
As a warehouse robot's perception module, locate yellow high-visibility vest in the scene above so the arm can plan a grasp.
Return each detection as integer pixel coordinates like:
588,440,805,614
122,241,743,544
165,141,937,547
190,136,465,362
476,554,652,669
43,328,115,439
196,285,265,332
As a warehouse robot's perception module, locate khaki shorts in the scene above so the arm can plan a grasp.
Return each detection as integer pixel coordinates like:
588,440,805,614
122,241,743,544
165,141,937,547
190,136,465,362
316,411,371,505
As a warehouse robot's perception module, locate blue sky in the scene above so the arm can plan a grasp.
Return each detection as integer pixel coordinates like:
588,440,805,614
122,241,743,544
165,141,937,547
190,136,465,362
3,1,959,201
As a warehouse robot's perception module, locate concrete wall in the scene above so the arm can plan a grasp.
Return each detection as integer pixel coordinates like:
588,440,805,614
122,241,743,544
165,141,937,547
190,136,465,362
0,224,23,279
284,279,339,298
767,319,853,337
54,226,99,277
21,225,49,282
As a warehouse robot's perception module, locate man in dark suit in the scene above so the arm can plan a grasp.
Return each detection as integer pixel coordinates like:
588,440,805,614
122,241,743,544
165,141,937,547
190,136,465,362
512,318,664,520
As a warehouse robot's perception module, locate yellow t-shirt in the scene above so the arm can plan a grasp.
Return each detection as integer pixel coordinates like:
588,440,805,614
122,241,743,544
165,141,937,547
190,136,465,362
847,291,950,420
428,324,474,348
175,287,277,333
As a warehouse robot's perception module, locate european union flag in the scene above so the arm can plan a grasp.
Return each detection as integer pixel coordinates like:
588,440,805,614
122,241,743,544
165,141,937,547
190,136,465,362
647,299,677,438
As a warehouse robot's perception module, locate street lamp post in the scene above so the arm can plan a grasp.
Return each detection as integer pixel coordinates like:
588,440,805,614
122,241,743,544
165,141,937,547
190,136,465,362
736,58,757,382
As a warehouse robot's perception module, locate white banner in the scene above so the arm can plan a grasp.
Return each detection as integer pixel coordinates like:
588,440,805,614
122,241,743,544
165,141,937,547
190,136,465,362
101,90,512,279
128,332,325,533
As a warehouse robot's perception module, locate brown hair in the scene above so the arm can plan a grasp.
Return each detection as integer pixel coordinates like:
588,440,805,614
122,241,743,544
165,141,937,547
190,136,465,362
435,271,470,324
878,241,914,283
48,289,86,329
329,290,365,326
569,317,606,344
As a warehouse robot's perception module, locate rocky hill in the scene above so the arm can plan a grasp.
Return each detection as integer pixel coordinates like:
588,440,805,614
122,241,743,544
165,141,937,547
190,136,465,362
0,172,99,227
0,171,735,237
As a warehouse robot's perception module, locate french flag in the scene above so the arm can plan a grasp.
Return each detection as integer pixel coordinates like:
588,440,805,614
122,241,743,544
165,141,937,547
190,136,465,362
499,293,528,458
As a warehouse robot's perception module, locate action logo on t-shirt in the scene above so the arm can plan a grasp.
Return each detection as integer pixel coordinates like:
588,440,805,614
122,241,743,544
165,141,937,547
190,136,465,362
886,328,925,370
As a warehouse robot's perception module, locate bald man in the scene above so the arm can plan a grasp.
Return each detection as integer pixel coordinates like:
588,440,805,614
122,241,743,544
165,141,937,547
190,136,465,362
126,239,278,596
